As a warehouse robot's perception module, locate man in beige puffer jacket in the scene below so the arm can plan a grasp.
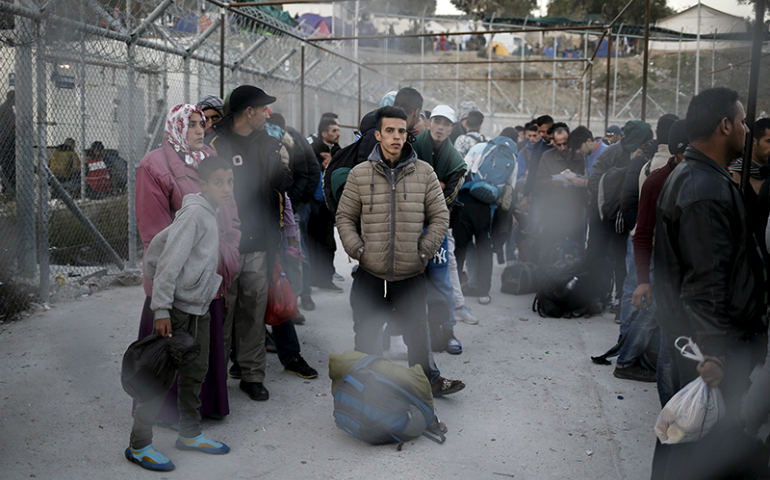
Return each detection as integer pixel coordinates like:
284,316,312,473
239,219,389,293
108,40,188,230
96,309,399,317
336,106,465,397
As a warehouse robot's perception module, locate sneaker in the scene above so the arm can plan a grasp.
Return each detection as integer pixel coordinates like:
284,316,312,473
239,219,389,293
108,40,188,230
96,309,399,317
317,282,343,293
228,362,242,379
300,295,315,311
613,365,656,383
479,296,491,305
454,305,479,325
431,377,466,397
291,313,306,325
239,380,269,401
387,335,408,361
333,272,345,282
284,356,319,379
125,445,175,471
175,434,230,455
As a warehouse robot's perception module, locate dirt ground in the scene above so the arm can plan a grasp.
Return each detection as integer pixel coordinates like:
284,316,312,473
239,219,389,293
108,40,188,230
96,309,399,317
1,234,662,480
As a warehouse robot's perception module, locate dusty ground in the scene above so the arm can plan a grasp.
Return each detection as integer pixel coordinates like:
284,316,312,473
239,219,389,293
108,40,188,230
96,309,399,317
1,236,661,480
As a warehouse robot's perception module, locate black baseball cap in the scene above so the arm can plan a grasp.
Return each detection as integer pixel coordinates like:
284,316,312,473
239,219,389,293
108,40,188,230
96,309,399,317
229,85,276,113
668,119,688,155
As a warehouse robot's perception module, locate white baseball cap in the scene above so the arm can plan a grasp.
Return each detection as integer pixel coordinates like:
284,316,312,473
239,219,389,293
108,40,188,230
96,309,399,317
431,105,457,124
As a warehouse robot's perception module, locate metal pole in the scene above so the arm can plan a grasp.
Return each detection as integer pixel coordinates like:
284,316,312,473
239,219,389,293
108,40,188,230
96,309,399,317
16,13,35,275
79,0,87,199
420,6,426,91
219,6,225,98
581,30,588,122
641,0,651,121
551,36,556,116
36,17,49,300
184,57,191,104
520,27,525,111
300,46,305,135
357,66,361,125
488,14,495,115
605,28,612,133
711,29,716,88
455,23,460,112
353,0,359,62
587,63,593,129
695,0,701,95
676,29,682,116
613,24,622,119
741,0,765,193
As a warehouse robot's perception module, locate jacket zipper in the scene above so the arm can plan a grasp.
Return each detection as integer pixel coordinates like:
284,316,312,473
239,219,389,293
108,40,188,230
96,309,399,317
388,167,397,282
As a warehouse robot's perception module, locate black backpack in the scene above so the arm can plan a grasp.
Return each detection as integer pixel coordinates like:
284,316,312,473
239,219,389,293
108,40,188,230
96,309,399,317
501,262,538,295
532,259,593,318
597,166,627,222
322,139,363,215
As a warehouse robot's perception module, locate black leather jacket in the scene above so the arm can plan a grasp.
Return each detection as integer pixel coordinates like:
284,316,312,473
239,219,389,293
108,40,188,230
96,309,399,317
653,147,767,357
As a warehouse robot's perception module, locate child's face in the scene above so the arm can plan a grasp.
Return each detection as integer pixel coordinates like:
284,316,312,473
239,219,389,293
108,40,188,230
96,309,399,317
200,168,234,208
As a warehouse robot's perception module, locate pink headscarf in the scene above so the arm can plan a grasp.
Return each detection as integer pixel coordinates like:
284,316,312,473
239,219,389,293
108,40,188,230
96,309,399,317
165,103,207,166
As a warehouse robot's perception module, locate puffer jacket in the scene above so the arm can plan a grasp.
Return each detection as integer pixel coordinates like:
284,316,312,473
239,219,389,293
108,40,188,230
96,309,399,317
336,143,449,282
653,146,768,357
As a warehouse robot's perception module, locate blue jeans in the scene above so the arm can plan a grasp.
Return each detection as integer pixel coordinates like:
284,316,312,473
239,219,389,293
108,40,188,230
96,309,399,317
295,202,312,297
272,319,301,367
616,234,659,369
426,235,456,331
656,330,675,408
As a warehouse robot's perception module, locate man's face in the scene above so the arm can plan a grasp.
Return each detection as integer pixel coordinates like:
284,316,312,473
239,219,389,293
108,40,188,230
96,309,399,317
412,116,426,135
579,138,595,157
322,123,341,145
202,108,223,134
374,117,408,160
518,129,526,141
526,129,540,144
553,131,569,157
728,100,748,159
430,116,453,144
406,108,421,130
200,168,234,209
248,105,270,131
754,129,770,165
606,133,621,144
538,123,553,143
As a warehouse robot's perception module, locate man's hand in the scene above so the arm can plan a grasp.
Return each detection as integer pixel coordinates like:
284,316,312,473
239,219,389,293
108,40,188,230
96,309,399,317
520,196,529,213
320,152,331,168
155,318,172,337
440,181,446,190
697,356,725,388
568,175,585,187
632,283,652,309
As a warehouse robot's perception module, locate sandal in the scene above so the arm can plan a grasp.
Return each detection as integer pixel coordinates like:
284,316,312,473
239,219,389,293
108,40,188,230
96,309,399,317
125,445,175,471
446,337,463,355
175,434,230,455
432,377,466,397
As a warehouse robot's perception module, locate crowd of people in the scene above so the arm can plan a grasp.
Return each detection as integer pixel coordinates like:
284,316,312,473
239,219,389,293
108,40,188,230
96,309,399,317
123,82,770,479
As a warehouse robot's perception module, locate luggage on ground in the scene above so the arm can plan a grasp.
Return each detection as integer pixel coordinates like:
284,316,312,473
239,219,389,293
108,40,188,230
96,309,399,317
501,262,538,295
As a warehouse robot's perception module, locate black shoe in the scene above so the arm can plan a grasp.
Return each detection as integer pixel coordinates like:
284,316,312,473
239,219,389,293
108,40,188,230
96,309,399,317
613,365,656,383
291,313,306,325
228,362,242,379
239,380,269,401
265,332,277,354
316,282,343,293
284,356,319,379
300,295,315,311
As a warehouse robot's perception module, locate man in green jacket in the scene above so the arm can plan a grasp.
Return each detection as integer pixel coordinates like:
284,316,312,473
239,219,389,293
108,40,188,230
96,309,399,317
336,106,465,398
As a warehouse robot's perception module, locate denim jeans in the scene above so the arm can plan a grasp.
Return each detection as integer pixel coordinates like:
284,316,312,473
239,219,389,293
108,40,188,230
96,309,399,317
271,318,301,367
616,235,659,369
426,235,456,331
295,202,312,297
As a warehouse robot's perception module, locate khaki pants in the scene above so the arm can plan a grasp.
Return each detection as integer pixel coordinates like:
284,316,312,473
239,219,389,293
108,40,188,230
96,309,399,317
224,251,270,383
130,307,210,448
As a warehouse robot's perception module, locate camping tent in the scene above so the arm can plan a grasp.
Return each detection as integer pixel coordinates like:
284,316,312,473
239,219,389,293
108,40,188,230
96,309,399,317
655,3,749,35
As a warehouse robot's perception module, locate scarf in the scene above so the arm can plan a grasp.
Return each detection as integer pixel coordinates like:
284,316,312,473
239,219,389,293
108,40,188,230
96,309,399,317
728,159,770,180
413,129,467,181
165,103,207,167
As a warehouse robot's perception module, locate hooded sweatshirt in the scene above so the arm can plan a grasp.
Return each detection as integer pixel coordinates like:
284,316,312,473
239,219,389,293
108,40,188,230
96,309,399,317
413,129,467,205
145,194,223,320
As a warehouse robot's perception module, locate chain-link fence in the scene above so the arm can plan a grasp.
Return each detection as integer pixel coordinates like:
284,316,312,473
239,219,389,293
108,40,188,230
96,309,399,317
0,0,382,319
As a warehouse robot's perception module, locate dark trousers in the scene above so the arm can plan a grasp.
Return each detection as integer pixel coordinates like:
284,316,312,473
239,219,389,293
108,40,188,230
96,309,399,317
585,209,626,303
308,199,336,285
454,200,494,296
350,268,432,381
131,307,210,448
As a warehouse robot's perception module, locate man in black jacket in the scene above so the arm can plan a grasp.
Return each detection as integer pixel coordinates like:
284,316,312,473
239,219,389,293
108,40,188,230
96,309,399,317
207,86,318,403
651,88,768,479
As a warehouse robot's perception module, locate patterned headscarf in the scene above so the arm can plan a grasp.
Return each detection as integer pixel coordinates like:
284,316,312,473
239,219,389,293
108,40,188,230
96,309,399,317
165,103,207,166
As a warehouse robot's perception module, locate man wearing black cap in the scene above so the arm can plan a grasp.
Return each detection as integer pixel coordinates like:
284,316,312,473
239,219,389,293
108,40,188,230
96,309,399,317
207,85,317,403
198,95,224,135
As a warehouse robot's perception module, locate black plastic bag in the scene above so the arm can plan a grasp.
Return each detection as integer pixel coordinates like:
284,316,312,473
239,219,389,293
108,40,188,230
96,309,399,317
121,331,201,402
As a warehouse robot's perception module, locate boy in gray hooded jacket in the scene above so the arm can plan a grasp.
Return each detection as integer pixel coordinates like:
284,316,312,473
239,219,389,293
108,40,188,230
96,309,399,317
126,156,234,471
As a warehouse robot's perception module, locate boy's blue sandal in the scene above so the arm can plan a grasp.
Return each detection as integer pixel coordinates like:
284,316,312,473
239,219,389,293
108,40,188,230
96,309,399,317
175,434,230,454
125,445,175,471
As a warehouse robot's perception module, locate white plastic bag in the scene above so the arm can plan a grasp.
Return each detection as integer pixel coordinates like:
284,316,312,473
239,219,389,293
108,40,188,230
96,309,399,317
654,337,725,444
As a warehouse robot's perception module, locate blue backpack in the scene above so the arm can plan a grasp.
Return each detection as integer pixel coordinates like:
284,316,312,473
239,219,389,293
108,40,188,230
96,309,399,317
463,136,518,204
333,356,447,450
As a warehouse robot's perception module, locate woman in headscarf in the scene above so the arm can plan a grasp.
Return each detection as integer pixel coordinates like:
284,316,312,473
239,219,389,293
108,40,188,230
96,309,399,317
133,103,240,424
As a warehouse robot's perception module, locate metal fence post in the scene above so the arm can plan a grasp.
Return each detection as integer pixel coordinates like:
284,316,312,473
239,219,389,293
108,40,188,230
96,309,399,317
127,43,138,269
15,14,36,276
36,18,49,301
